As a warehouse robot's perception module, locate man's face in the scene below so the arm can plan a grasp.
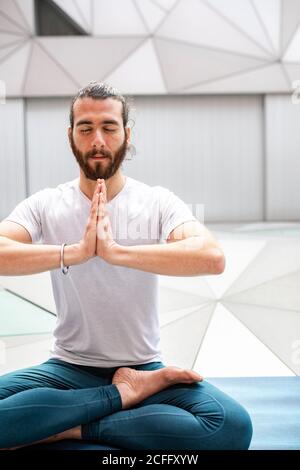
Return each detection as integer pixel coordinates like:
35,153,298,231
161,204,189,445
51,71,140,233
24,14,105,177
69,97,130,181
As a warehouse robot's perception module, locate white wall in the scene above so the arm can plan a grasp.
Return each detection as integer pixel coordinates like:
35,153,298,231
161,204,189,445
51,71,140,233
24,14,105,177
130,95,263,221
0,99,27,218
26,98,78,194
1,94,299,222
265,95,300,220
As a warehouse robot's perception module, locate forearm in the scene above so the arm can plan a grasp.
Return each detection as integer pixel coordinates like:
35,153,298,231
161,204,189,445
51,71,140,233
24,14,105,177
111,237,225,276
0,236,83,276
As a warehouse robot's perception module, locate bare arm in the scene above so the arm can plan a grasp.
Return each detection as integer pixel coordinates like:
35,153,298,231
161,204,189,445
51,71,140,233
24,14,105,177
0,180,103,276
109,221,225,277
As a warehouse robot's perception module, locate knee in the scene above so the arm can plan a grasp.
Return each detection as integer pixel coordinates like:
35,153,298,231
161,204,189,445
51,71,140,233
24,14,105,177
224,403,253,450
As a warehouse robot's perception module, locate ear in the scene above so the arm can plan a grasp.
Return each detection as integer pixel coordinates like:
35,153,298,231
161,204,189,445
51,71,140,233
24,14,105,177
67,127,72,144
125,126,131,146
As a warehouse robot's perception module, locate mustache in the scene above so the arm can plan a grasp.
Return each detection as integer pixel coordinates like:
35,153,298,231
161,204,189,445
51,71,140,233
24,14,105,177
87,149,111,159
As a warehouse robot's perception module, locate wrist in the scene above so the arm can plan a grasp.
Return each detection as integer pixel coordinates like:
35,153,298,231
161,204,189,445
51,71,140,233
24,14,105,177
103,242,125,265
64,243,89,266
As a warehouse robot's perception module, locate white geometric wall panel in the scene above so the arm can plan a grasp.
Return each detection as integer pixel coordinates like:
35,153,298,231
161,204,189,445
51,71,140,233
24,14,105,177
1,0,300,95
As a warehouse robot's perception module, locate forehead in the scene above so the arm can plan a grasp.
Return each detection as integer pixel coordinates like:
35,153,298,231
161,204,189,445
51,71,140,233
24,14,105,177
72,97,123,124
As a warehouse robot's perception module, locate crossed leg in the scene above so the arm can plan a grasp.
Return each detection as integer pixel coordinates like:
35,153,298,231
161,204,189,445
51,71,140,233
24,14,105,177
0,358,203,449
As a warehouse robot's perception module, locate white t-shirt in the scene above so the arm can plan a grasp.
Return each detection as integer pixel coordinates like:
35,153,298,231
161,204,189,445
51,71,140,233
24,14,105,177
4,176,196,367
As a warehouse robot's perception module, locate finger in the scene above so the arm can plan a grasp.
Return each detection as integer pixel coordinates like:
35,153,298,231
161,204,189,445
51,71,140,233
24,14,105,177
89,196,99,226
102,181,107,203
94,179,101,195
97,192,105,218
92,179,100,200
89,181,101,221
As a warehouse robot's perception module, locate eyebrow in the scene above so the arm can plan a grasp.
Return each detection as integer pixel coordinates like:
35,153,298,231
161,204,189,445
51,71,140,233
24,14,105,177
76,119,120,127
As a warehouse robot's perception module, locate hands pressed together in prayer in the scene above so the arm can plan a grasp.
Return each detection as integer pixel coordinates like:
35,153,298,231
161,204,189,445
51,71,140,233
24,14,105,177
78,178,120,265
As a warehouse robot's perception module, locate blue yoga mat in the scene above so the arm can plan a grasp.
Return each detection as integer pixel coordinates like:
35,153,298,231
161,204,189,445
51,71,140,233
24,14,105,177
209,376,300,450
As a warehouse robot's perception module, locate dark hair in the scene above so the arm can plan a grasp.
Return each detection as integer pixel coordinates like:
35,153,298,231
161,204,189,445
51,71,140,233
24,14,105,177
69,82,131,129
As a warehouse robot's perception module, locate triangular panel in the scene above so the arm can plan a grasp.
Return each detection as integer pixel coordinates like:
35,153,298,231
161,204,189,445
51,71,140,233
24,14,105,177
105,39,166,93
23,40,79,95
160,303,213,327
204,239,266,298
155,37,267,91
185,63,290,93
0,40,24,62
0,41,31,95
224,240,300,297
0,31,26,48
93,0,147,35
160,303,215,369
0,11,28,34
75,0,92,31
224,271,300,312
157,0,272,59
252,0,281,55
154,0,177,11
282,0,300,54
135,0,165,32
15,0,35,34
195,304,294,377
206,0,274,55
159,274,215,299
159,285,209,314
283,25,300,62
0,0,30,32
39,36,145,87
223,301,300,375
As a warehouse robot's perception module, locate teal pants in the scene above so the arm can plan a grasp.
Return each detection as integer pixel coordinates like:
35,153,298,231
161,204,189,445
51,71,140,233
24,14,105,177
0,358,252,449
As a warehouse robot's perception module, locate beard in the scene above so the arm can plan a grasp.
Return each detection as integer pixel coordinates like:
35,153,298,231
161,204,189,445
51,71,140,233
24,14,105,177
70,134,128,181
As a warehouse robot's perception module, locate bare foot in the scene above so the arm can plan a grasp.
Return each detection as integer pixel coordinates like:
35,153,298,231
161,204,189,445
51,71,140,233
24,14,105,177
112,366,203,409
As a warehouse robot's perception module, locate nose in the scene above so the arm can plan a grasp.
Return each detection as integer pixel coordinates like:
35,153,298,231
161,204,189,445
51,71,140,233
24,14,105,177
91,129,105,148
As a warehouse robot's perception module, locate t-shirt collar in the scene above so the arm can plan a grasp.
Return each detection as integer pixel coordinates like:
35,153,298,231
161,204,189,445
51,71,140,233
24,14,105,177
77,176,129,206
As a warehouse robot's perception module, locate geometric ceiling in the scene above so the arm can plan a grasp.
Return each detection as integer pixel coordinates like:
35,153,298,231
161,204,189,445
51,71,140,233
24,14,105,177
0,0,300,95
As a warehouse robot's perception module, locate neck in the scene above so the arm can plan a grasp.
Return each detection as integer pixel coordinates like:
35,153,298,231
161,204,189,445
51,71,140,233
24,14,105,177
79,170,126,202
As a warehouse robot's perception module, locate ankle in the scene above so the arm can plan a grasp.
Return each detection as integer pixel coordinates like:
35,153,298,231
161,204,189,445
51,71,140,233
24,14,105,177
68,426,82,440
115,383,131,409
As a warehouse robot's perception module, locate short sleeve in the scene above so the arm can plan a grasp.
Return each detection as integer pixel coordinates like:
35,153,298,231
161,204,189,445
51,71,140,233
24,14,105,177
157,187,197,242
3,191,43,243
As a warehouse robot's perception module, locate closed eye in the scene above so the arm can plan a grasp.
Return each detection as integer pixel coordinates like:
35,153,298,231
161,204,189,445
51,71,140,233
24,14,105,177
104,127,117,132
